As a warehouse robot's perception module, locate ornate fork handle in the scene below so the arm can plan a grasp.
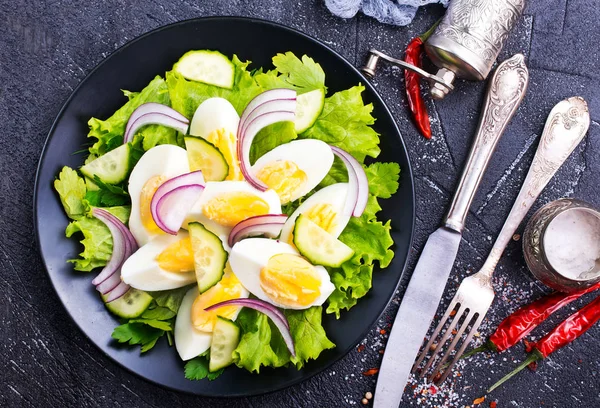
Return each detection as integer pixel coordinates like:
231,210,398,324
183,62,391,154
479,97,591,278
445,54,529,232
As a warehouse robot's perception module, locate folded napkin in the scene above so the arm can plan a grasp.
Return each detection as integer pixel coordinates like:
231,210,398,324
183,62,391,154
325,0,449,26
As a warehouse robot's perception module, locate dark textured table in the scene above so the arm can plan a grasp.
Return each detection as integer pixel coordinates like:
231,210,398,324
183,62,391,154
2,1,599,407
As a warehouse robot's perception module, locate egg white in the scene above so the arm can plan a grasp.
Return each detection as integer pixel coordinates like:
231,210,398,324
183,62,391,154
121,231,196,291
250,139,334,203
189,97,239,138
279,183,351,245
185,181,282,250
228,238,335,310
175,287,212,361
128,145,191,246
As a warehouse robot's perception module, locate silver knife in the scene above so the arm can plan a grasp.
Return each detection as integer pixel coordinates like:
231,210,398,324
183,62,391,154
374,53,529,408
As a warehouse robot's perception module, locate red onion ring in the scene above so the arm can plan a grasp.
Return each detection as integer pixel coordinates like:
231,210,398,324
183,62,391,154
150,171,205,235
330,145,369,217
123,103,189,144
228,214,288,247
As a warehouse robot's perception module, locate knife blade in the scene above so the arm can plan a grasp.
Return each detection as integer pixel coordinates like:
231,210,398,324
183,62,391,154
373,54,529,407
374,227,461,407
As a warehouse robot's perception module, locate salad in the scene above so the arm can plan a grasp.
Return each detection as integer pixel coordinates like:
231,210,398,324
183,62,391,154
54,50,401,380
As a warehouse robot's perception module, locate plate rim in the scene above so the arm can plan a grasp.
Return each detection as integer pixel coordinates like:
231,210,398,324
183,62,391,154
33,15,416,397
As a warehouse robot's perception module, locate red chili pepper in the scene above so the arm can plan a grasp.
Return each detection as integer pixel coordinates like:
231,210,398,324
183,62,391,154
404,37,431,140
487,294,600,393
461,281,600,360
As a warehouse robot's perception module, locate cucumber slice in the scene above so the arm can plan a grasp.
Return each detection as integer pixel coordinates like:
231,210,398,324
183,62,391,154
188,222,228,293
209,316,240,372
184,136,229,181
101,288,152,319
295,88,325,133
174,50,235,89
293,214,355,268
80,144,131,185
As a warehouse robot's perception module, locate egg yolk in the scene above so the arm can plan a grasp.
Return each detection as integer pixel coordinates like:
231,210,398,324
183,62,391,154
205,128,243,181
260,254,321,308
202,192,270,226
304,203,338,234
140,175,167,234
191,269,244,332
256,160,308,204
155,237,195,273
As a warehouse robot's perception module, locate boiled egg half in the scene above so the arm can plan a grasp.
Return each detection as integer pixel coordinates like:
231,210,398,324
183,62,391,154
121,230,196,291
189,97,242,181
229,238,335,310
279,182,351,245
186,181,282,249
250,139,334,204
128,145,190,246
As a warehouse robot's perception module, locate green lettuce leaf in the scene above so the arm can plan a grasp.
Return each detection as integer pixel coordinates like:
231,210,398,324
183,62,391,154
365,162,400,199
302,85,380,162
167,55,263,118
232,306,334,373
326,195,397,317
54,166,87,219
87,76,177,156
141,285,192,320
249,121,297,164
65,206,130,272
254,52,326,94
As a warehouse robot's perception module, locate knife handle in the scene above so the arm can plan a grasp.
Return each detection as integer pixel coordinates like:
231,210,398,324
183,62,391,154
479,96,590,276
444,54,529,233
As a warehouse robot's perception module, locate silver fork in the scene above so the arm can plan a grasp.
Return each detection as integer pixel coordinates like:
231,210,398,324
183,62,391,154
413,96,591,384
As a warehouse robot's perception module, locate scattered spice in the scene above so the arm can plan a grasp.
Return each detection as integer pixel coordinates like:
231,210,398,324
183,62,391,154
429,343,438,351
357,344,365,353
488,294,600,393
365,392,373,400
362,368,379,376
512,233,521,241
490,401,497,408
473,396,486,405
380,329,387,335
451,329,458,335
379,349,384,354
428,385,437,395
450,309,457,317
361,398,368,405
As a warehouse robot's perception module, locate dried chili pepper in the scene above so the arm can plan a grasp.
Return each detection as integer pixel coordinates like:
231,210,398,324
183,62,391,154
487,294,600,393
461,281,600,360
404,38,430,139
404,22,439,140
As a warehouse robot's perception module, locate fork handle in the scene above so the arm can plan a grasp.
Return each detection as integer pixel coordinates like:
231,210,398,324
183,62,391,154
480,97,591,276
444,54,529,233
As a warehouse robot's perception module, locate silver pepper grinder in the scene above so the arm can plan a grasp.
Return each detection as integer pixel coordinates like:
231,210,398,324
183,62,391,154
362,0,527,99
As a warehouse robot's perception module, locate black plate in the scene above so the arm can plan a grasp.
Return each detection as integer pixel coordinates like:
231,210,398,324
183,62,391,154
34,17,415,397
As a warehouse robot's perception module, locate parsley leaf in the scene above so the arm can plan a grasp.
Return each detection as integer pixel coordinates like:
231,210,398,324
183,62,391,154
184,355,224,381
254,52,326,94
365,162,400,199
112,322,166,353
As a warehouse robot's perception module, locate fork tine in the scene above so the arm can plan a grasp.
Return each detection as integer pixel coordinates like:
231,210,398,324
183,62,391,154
427,308,476,382
435,313,486,384
417,304,465,378
411,299,460,375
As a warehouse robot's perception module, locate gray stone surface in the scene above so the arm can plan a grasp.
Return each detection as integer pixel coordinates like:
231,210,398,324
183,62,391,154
1,0,599,407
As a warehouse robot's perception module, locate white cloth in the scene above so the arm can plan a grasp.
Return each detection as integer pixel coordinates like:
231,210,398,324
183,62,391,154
325,0,449,26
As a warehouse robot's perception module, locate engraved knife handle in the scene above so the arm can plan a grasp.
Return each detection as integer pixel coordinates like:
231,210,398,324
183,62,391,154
480,97,591,276
444,54,529,232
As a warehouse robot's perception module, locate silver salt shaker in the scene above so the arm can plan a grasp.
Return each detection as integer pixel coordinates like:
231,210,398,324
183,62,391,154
362,0,527,99
523,199,600,293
